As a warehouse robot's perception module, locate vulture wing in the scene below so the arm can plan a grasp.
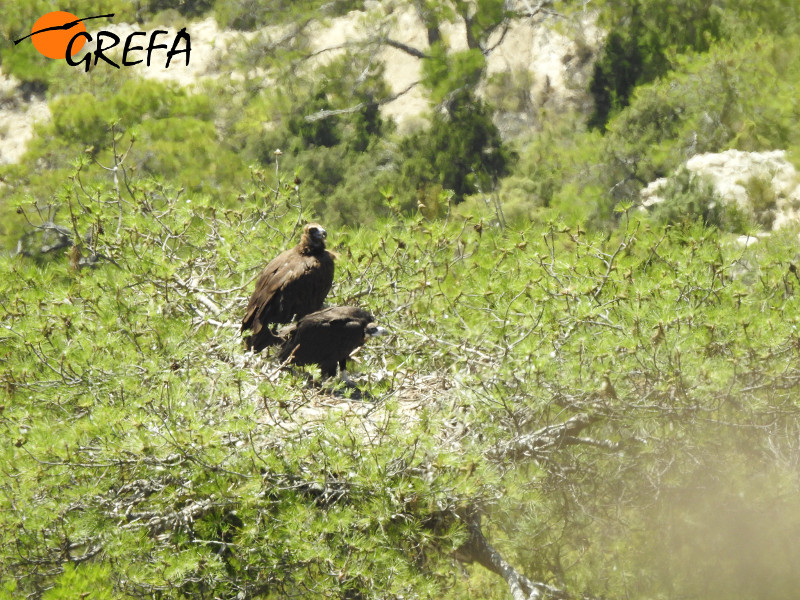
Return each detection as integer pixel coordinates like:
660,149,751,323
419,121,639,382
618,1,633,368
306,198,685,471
241,246,334,352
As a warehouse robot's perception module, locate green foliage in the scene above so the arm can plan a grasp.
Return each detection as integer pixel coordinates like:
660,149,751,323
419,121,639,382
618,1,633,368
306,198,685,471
142,0,215,18
483,68,534,114
485,113,606,225
4,3,800,597
295,142,400,226
743,174,779,229
720,0,800,37
400,90,513,204
588,8,668,129
40,563,118,600
3,145,800,598
214,0,361,30
0,79,244,252
465,0,509,42
586,0,800,130
286,89,341,150
420,43,486,104
588,0,724,129
0,158,475,598
561,33,800,226
1,1,134,90
5,0,800,248
647,168,750,232
213,47,399,226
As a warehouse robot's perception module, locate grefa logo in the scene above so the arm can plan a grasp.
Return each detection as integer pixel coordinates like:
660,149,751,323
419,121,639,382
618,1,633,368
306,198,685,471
14,11,191,71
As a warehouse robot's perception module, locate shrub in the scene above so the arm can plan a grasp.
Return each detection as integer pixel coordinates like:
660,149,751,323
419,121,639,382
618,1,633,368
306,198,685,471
646,168,750,232
5,156,800,599
400,90,514,204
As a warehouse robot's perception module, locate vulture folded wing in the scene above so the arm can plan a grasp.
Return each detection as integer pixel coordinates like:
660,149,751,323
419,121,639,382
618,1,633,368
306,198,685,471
241,250,296,335
242,249,334,346
242,224,335,353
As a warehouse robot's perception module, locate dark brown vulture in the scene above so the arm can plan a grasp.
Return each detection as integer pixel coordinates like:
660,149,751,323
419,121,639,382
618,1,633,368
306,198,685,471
242,223,335,352
277,306,386,378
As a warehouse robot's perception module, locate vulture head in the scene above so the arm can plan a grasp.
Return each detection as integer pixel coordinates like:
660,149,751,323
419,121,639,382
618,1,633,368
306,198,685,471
302,223,327,253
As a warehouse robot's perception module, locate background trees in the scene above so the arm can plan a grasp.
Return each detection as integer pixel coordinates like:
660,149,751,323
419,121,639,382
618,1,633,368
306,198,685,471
3,1,800,598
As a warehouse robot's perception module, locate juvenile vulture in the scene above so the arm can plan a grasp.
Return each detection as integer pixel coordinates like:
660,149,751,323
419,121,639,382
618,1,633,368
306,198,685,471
242,223,335,352
277,306,386,378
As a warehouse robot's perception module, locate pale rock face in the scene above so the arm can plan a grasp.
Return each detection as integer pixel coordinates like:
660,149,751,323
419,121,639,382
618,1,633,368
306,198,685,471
640,177,670,208
304,5,603,135
641,150,800,230
1,8,603,162
0,70,51,166
479,12,602,137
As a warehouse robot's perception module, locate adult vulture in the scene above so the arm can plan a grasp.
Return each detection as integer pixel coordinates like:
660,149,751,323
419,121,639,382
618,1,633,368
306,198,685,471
242,223,335,352
277,306,386,378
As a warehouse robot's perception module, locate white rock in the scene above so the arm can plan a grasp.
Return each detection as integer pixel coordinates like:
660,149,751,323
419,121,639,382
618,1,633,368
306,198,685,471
643,150,800,230
0,69,51,166
640,177,669,208
734,234,759,247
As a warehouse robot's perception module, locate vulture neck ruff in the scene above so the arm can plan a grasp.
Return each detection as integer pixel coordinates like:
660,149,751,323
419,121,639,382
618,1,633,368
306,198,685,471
298,235,326,256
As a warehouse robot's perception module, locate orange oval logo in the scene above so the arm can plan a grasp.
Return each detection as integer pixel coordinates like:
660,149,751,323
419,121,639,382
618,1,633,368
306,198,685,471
30,11,87,59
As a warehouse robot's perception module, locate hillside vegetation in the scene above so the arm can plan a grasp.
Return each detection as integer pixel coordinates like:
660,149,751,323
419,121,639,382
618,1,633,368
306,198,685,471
3,157,800,598
2,1,800,599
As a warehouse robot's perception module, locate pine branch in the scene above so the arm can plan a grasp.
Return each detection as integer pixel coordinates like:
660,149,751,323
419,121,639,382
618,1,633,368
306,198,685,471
487,413,603,463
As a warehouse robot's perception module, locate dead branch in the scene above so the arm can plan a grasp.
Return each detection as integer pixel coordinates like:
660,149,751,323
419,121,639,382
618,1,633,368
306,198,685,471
487,413,602,463
383,37,429,59
455,511,570,600
304,81,419,122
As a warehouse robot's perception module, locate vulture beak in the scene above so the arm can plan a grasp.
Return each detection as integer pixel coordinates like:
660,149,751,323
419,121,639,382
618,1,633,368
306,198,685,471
365,324,388,337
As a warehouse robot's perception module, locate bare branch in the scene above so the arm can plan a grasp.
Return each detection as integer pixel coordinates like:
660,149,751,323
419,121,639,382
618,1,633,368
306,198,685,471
304,81,420,122
488,413,602,463
485,20,513,54
455,511,571,600
384,37,429,59
515,0,556,18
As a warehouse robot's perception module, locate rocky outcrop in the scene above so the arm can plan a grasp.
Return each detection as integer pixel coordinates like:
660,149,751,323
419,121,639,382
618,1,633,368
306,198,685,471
309,5,602,135
0,69,50,165
480,12,602,138
2,7,602,164
641,150,800,230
